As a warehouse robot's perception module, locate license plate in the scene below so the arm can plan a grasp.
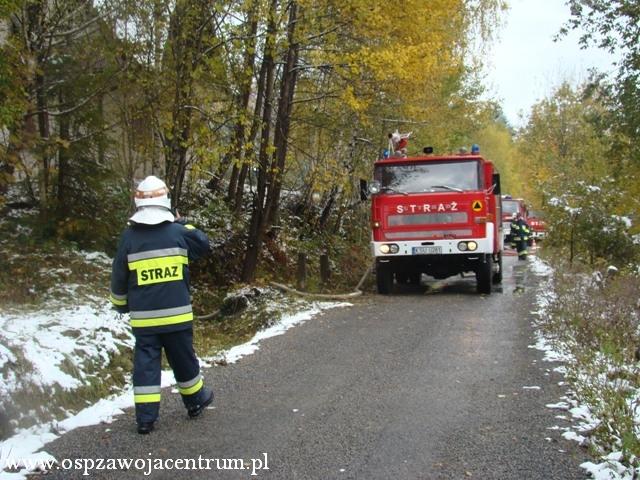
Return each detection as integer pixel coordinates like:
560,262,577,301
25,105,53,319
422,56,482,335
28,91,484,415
412,246,442,255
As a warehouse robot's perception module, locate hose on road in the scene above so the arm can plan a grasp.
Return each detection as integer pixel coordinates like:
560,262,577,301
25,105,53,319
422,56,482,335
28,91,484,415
270,261,374,300
195,263,374,319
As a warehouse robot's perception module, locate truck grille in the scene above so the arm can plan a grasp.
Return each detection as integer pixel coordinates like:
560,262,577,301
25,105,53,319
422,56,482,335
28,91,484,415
385,229,473,240
388,212,468,226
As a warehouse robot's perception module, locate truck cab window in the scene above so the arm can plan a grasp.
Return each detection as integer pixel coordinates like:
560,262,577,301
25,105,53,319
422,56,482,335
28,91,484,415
502,200,520,216
375,160,480,194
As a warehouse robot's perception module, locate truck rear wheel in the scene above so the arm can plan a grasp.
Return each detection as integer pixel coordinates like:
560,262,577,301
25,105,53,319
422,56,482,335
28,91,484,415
376,263,394,294
492,252,503,284
476,254,492,294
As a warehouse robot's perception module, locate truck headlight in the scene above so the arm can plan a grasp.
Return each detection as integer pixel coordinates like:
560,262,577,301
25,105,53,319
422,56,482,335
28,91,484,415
457,241,478,252
379,244,399,254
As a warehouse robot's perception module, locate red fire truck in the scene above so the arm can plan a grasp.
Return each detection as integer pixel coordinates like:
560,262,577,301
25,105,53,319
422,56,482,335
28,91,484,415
527,210,547,240
369,149,503,294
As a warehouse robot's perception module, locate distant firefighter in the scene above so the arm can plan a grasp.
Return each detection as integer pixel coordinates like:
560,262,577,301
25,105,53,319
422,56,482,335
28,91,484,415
510,212,531,260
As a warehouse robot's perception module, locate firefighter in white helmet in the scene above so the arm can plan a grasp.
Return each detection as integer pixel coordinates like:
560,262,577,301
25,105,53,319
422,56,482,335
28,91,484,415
110,175,213,434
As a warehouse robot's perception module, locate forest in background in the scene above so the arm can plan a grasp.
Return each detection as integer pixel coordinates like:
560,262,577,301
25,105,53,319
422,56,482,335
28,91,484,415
0,0,639,288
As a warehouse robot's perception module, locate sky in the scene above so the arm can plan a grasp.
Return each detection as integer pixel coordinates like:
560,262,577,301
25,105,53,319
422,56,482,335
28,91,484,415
484,0,618,127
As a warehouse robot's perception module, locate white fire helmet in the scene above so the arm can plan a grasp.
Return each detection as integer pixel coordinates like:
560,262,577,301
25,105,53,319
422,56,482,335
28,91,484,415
129,175,175,225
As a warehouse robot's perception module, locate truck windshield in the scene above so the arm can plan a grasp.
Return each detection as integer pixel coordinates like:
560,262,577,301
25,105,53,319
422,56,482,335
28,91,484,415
502,200,519,215
375,160,480,194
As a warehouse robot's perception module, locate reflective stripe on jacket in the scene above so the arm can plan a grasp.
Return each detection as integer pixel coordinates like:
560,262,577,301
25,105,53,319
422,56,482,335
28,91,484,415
510,220,531,241
110,221,210,335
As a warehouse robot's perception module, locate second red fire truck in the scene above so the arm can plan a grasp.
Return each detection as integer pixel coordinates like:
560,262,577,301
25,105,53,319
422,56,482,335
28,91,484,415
369,147,503,294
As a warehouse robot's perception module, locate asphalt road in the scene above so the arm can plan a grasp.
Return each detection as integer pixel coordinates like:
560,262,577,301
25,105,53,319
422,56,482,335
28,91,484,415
38,253,590,480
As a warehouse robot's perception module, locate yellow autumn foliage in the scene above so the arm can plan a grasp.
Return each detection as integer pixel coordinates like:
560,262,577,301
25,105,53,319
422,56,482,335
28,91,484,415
286,0,505,200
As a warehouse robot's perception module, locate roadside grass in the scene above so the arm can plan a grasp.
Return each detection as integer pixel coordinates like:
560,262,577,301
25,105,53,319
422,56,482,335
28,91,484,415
0,210,111,311
191,286,313,358
537,257,640,469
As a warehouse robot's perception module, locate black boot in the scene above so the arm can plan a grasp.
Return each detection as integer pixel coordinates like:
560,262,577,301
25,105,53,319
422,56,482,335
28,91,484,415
137,422,155,434
188,389,214,418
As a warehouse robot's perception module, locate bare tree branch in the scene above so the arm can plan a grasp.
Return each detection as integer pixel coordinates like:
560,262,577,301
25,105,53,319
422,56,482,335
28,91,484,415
47,13,108,39
290,93,339,105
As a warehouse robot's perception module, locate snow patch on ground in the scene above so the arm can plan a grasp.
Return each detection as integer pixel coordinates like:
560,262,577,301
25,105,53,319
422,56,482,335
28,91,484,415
0,304,132,394
0,344,16,371
529,256,554,277
215,301,350,365
0,300,349,478
582,452,635,480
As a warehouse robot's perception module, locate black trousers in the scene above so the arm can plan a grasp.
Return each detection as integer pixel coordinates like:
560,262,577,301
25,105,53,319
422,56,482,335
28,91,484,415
515,239,528,258
133,328,208,424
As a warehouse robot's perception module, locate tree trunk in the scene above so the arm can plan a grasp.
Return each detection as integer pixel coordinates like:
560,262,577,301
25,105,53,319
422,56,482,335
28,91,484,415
233,56,268,214
569,216,575,266
320,253,331,284
225,1,259,201
56,107,70,219
241,0,279,283
163,0,209,209
318,186,338,230
296,252,307,290
35,72,51,209
263,1,300,230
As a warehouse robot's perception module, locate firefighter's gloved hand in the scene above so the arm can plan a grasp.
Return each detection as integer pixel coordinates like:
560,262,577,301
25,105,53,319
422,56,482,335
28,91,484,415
174,210,188,225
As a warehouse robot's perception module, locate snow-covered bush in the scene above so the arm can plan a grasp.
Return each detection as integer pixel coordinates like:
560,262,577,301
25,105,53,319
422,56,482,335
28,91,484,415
546,178,637,266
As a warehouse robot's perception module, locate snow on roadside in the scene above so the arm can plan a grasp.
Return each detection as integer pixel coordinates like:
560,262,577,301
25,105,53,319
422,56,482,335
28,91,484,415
529,255,639,480
0,303,133,422
0,300,349,477
214,301,350,365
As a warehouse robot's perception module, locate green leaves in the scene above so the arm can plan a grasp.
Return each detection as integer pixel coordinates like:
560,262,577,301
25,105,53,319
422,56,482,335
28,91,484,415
546,179,637,266
562,0,640,164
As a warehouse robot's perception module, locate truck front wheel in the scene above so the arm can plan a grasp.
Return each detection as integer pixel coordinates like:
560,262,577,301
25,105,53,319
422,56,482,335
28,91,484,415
396,271,420,285
376,263,394,294
476,254,493,294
